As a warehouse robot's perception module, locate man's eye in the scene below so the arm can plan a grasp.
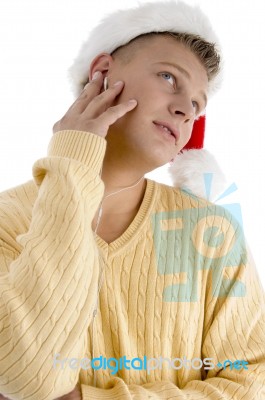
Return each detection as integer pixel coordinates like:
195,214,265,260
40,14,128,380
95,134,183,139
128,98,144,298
161,72,175,86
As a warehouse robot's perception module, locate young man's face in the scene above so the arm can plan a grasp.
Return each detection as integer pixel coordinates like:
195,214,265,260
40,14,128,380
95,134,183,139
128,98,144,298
100,35,208,171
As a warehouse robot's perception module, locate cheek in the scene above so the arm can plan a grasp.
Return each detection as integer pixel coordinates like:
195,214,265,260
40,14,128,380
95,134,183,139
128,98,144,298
126,75,157,98
181,124,193,141
116,81,144,108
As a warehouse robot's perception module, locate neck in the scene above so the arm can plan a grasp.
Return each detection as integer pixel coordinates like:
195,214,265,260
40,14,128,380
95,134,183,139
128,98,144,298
101,166,146,214
91,147,149,236
98,153,147,214
92,161,147,235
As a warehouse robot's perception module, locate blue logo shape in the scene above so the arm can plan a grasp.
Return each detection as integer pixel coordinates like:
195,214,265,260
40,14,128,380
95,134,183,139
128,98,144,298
151,174,247,302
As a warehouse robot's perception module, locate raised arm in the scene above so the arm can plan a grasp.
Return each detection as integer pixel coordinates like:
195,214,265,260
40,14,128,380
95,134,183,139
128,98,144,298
0,71,137,400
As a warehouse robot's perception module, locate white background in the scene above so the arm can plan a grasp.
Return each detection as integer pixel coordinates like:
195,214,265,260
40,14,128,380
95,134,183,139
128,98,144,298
0,0,264,287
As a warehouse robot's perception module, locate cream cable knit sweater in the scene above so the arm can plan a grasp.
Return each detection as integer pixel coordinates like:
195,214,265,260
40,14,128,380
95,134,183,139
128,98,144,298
0,130,264,399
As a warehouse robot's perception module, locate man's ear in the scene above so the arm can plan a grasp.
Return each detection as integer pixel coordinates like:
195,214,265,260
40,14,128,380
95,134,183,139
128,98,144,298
88,53,114,82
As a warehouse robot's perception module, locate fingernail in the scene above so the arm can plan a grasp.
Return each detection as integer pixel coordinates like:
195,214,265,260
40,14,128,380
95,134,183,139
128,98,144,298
114,80,123,86
128,99,137,105
92,71,101,81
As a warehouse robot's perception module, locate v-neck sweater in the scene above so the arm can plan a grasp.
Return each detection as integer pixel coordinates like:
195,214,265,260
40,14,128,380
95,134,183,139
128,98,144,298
0,130,264,400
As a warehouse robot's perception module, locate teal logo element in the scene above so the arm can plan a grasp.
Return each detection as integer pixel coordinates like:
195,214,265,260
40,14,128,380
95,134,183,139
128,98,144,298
151,174,247,302
180,173,243,228
217,360,248,370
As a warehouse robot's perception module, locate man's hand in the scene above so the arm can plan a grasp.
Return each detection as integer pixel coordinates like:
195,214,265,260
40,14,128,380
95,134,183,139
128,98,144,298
0,384,81,400
55,384,82,400
53,70,137,138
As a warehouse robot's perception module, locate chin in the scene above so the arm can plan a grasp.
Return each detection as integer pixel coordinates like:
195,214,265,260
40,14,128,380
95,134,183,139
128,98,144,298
144,152,173,171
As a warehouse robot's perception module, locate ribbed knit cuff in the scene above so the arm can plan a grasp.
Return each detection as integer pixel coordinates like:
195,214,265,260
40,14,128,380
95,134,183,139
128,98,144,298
48,130,107,174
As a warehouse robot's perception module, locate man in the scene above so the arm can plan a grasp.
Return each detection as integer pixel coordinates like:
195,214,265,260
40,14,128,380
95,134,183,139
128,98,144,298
0,1,264,399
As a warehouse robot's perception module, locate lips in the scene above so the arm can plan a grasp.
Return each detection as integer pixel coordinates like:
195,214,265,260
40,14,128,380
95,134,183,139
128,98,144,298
153,121,180,142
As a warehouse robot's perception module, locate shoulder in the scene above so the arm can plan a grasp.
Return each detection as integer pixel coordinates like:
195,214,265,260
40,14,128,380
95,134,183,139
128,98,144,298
151,178,243,233
152,178,214,210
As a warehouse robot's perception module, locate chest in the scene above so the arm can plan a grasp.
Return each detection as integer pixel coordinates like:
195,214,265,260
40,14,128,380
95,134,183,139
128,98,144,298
83,252,205,387
93,210,138,244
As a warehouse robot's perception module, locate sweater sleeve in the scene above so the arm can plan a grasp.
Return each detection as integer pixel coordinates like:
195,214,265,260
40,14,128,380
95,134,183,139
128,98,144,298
0,130,106,400
80,218,265,399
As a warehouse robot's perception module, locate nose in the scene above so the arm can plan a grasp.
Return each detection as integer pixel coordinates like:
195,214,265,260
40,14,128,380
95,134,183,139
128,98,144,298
169,92,195,123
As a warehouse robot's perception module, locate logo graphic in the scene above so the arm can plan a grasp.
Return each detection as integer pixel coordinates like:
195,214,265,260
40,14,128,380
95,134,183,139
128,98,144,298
216,360,248,370
182,173,243,227
53,354,249,375
151,174,247,302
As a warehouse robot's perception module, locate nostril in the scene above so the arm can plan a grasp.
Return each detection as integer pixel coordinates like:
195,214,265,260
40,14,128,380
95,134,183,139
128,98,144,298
175,110,185,115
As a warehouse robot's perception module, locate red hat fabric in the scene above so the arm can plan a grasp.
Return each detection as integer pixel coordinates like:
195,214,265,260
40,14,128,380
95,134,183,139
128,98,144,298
183,115,205,150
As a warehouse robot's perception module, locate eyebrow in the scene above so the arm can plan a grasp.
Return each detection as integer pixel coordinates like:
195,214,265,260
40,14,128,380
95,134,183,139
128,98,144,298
154,61,208,109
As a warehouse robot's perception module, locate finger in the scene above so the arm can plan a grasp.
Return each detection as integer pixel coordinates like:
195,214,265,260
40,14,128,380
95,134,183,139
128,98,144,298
82,80,125,117
67,71,104,114
96,99,138,134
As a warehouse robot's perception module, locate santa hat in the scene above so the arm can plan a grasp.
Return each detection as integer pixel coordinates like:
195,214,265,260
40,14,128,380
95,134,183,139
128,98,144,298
68,1,225,201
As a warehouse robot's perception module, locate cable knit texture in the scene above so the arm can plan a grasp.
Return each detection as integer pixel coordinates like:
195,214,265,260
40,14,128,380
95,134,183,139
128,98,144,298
0,130,264,399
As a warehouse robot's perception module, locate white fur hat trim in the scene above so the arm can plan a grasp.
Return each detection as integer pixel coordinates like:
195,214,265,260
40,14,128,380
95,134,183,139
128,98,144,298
68,0,223,97
168,149,227,202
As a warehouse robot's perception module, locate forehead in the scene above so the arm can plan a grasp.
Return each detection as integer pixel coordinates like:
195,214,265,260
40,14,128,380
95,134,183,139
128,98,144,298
130,34,208,84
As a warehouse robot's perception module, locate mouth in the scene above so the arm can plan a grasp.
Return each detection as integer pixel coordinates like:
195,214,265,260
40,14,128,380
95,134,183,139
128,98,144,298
153,121,180,143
